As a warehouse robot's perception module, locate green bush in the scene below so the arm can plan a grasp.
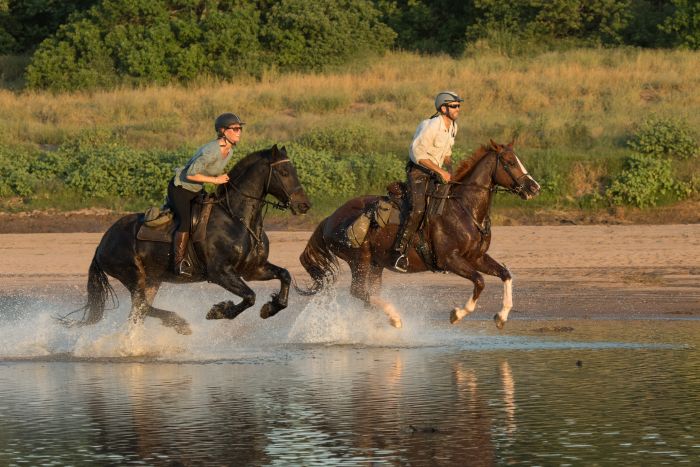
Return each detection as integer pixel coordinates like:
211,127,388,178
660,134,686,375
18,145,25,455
628,115,698,159
263,0,395,72
0,146,37,197
606,152,689,207
26,0,263,91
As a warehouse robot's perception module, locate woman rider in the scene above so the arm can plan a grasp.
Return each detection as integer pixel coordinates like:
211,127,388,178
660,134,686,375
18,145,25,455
168,112,244,275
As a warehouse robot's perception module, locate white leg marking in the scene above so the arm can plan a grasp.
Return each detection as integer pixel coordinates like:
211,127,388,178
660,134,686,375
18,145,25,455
452,296,477,323
370,296,402,328
497,278,513,323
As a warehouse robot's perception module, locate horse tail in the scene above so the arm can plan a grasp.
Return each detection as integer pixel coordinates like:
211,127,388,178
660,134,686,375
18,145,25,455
57,254,117,327
294,218,339,296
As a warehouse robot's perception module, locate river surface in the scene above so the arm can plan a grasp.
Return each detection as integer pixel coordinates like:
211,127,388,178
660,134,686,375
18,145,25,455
1,285,699,465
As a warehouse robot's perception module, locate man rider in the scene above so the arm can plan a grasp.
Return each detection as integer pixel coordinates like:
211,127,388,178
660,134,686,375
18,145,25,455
168,112,244,275
390,91,463,272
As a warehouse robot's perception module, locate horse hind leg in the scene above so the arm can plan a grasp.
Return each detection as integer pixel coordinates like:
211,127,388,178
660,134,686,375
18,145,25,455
351,262,401,328
131,286,192,336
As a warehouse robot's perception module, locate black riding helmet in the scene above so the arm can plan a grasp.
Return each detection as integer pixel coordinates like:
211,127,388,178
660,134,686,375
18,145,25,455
215,113,245,136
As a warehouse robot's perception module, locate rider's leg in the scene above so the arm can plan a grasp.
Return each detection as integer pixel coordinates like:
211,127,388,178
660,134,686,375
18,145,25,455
391,170,429,271
167,180,197,275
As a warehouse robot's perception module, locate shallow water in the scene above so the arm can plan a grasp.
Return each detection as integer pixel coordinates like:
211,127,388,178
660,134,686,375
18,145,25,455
1,285,699,465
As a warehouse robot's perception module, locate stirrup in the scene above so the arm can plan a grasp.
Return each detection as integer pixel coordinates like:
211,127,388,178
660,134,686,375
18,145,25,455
393,254,409,273
176,259,193,277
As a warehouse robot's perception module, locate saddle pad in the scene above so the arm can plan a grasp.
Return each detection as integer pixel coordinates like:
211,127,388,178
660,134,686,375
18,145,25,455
137,218,176,243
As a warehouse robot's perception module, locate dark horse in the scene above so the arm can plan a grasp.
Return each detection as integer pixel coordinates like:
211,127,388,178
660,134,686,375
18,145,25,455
67,145,310,334
296,141,540,329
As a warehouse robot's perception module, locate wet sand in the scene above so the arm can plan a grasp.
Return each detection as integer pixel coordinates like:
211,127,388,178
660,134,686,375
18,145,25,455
1,225,698,320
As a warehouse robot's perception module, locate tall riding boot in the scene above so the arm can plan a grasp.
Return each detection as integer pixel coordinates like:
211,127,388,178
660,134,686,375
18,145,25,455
173,231,191,276
390,211,420,272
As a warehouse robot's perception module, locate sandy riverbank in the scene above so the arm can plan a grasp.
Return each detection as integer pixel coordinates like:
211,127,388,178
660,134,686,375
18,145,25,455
1,225,698,321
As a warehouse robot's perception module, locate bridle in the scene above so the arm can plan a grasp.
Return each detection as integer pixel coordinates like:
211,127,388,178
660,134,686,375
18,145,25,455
494,149,531,196
446,147,530,238
222,157,302,212
450,148,530,195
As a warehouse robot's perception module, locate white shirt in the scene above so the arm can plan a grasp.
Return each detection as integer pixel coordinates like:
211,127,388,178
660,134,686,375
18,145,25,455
409,116,457,168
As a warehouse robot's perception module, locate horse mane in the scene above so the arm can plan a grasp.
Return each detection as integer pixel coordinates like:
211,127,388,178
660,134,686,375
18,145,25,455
215,147,270,197
453,145,493,182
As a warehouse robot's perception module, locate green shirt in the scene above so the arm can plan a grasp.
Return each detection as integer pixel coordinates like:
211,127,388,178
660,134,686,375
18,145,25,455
173,140,233,192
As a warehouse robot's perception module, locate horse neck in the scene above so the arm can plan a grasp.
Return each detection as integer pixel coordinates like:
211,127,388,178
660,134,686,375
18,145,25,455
453,153,496,222
222,162,269,226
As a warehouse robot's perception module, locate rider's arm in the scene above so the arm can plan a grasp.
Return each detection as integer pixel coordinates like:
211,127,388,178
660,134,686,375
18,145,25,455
418,159,451,183
186,173,228,184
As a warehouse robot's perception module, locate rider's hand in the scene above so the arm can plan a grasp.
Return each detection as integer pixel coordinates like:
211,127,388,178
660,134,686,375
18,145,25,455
439,170,451,184
214,174,230,184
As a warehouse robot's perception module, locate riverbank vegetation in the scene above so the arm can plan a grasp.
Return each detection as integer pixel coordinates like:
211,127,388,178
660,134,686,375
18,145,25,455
0,0,698,222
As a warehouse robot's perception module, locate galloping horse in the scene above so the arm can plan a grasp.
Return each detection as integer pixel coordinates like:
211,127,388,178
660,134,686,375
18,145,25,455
67,145,310,334
296,141,540,329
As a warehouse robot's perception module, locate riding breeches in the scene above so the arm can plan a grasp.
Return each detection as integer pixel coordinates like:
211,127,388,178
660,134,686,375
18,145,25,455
168,179,200,232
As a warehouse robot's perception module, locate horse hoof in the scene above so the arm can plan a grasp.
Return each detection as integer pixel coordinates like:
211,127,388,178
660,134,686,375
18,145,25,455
494,314,506,330
176,322,192,335
206,307,225,320
260,303,273,319
260,302,284,319
450,308,460,324
390,317,402,329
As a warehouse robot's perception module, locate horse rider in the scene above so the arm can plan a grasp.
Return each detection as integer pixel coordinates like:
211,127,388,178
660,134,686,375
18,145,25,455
168,112,244,275
390,90,462,272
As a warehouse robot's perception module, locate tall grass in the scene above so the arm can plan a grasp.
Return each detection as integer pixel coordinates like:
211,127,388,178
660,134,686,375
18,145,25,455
0,49,698,216
1,49,697,155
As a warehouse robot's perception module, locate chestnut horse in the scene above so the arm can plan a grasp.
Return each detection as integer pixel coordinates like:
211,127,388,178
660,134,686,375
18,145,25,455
295,141,540,329
64,145,310,334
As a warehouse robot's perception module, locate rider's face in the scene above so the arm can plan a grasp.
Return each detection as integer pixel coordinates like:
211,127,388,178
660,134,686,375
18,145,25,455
224,125,243,144
443,103,461,121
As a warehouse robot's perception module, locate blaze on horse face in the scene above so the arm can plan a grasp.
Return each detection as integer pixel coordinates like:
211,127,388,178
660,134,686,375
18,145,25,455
490,140,541,200
267,146,311,214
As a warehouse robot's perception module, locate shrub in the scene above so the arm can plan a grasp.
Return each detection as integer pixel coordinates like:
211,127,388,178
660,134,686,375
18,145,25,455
628,115,698,159
606,152,688,207
262,0,395,72
26,0,262,91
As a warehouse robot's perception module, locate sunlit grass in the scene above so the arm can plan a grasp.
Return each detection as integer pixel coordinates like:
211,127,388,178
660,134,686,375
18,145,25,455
1,49,697,156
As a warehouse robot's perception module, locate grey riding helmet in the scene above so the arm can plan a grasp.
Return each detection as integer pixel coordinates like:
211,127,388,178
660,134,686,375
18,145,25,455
434,91,463,111
215,113,246,135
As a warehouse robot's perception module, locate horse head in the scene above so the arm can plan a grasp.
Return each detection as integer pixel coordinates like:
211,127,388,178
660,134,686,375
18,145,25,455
489,140,541,200
266,144,311,214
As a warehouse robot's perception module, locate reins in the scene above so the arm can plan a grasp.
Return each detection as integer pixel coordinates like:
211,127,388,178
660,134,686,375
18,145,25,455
208,156,300,243
442,148,528,238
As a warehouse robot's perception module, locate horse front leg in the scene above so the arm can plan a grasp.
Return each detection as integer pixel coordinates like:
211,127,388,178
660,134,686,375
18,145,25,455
443,255,485,325
245,261,290,319
473,254,513,329
207,268,256,320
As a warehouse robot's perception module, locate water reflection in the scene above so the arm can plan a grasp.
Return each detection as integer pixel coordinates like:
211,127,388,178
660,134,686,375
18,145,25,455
0,320,699,465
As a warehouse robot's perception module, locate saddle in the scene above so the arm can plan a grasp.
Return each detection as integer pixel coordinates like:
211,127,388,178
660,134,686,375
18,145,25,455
136,193,216,273
346,180,451,271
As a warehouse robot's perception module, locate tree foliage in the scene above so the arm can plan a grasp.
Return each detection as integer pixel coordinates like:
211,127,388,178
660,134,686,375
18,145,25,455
25,0,394,91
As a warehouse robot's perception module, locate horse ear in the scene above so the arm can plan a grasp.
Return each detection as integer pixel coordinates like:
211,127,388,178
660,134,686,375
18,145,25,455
508,138,515,148
271,144,279,155
489,139,499,150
